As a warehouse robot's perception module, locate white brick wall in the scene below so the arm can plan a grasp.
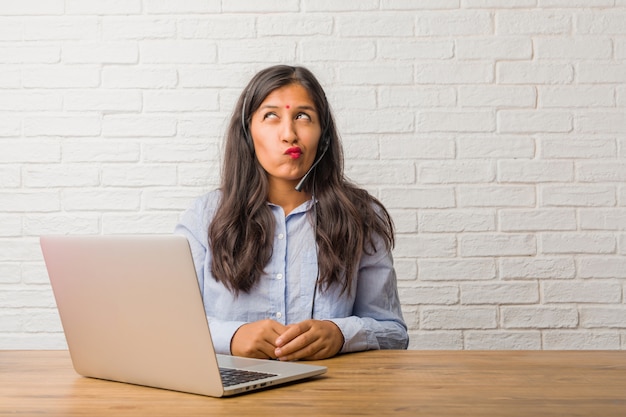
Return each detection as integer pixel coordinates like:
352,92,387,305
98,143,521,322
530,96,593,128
1,1,625,350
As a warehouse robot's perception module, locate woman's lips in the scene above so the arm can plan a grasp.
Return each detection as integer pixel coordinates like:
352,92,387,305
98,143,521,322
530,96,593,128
284,146,302,159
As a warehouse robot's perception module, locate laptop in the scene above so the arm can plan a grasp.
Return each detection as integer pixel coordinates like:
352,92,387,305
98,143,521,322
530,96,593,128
40,234,327,397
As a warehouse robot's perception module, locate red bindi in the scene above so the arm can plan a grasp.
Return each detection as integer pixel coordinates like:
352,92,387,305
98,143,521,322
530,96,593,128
285,105,290,109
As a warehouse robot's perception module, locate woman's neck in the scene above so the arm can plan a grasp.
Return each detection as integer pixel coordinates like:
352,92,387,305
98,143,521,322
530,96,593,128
267,179,311,216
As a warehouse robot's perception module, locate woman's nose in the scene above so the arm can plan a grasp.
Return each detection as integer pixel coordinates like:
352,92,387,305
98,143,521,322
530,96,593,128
280,120,297,143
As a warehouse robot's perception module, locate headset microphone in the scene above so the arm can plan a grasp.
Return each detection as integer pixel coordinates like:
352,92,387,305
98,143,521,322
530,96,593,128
295,138,328,192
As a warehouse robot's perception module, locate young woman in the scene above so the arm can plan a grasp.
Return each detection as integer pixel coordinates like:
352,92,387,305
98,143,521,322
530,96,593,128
175,65,408,361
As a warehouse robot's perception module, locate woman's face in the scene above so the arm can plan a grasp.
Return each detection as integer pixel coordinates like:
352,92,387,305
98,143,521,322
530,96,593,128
249,83,322,189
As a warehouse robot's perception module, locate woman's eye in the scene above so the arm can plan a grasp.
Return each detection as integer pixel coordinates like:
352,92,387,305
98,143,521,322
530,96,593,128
296,113,311,121
263,112,278,120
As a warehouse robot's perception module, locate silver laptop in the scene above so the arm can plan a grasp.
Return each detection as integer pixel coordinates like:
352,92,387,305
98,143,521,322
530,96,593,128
40,234,327,397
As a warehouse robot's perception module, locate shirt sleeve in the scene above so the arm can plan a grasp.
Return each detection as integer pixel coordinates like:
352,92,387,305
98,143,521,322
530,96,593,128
173,193,245,355
328,237,409,353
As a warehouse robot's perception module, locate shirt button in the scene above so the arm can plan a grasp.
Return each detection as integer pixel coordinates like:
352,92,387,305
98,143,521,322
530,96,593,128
276,312,283,319
278,233,285,240
276,273,283,280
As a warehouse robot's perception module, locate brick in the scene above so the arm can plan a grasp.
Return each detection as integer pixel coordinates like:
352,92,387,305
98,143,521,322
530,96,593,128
379,136,455,160
416,11,493,36
499,209,577,232
65,0,141,15
498,110,573,133
0,68,20,88
23,17,100,41
180,17,256,39
177,162,221,187
418,258,497,281
220,39,297,64
24,116,101,137
418,161,495,183
23,310,63,333
381,187,456,209
461,282,539,304
0,166,20,189
347,161,415,185
543,280,622,303
23,165,100,187
178,65,249,88
301,40,375,62
578,162,626,182
22,66,100,88
502,306,578,329
539,85,615,108
464,0,535,6
457,185,536,207
0,115,21,137
102,115,176,137
498,160,574,183
580,307,626,329
102,17,177,40
63,42,138,64
337,13,414,37
222,0,299,12
338,65,413,86
142,140,219,163
576,113,626,134
541,185,616,207
419,209,496,233
459,233,536,257
389,210,417,234
542,0,613,6
62,189,141,211
459,86,536,108
540,137,616,159
144,0,220,14
140,40,217,64
64,90,142,112
576,11,626,34
143,90,219,112
543,331,621,349
0,45,59,64
398,285,458,305
0,0,63,15
577,63,626,83
535,38,612,59
379,86,456,108
395,258,418,280
102,66,177,89
421,307,497,330
465,331,541,350
541,233,615,254
497,62,573,84
496,11,571,35
63,140,140,162
415,62,494,84
342,110,414,134
143,189,206,211
259,15,334,36
500,257,576,280
303,0,378,11
578,257,626,279
101,165,178,187
580,209,626,231
456,38,532,59
328,87,377,111
394,234,456,258
102,213,180,234
0,215,21,237
0,239,47,262
0,91,62,111
457,136,535,159
407,331,463,350
419,111,496,133
23,214,99,236
378,40,454,60
1,141,60,163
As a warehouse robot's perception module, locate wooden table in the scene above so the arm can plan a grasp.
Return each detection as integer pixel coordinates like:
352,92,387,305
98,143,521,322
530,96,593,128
1,350,625,416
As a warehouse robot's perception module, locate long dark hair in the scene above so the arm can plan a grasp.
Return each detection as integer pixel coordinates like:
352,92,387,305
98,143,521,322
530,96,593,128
209,65,394,295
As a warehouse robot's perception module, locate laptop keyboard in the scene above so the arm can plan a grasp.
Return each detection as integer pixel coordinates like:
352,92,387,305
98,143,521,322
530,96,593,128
219,367,277,387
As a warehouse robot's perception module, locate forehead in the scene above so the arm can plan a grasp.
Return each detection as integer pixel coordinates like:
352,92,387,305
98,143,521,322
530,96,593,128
260,84,316,107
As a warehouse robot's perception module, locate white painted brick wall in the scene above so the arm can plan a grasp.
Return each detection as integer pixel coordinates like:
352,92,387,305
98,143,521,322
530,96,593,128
1,2,625,350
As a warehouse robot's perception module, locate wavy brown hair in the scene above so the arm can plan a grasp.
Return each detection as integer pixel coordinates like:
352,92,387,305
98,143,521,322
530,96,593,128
209,65,394,296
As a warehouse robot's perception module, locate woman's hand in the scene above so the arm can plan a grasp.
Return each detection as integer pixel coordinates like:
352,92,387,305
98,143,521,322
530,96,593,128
230,319,289,359
274,319,344,361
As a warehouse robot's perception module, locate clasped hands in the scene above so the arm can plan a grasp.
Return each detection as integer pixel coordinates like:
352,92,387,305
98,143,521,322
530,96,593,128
230,319,344,361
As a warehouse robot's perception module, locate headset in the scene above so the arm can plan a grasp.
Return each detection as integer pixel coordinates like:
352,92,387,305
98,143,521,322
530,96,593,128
241,94,331,192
